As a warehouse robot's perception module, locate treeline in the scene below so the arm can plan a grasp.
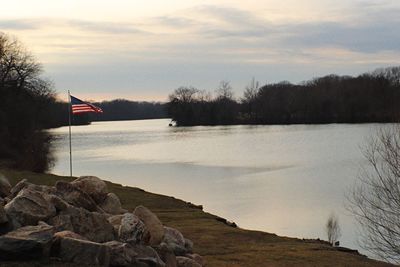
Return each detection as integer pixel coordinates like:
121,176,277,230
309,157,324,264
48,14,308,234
167,68,400,126
90,100,167,121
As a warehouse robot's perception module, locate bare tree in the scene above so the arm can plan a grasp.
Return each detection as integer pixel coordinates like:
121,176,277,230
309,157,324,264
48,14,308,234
326,213,341,245
242,77,259,104
216,80,234,100
349,126,400,263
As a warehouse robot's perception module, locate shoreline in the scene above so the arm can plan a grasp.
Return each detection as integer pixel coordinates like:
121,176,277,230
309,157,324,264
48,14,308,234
0,168,393,266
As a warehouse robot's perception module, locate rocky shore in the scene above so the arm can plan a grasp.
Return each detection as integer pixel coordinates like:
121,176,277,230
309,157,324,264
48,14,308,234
0,174,203,267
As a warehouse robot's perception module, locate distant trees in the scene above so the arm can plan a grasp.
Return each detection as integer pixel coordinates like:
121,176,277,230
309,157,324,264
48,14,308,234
167,68,400,126
349,127,400,263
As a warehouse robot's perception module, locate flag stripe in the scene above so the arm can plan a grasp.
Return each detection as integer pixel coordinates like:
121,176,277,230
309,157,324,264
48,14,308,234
70,95,103,115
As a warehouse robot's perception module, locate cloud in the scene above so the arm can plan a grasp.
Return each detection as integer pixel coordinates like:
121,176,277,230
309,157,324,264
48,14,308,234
0,19,43,30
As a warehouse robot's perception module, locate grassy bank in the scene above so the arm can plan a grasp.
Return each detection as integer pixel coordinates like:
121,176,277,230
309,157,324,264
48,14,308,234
0,168,393,267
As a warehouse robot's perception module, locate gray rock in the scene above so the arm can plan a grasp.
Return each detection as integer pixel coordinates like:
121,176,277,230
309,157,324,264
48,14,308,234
134,205,165,246
108,214,124,231
105,240,138,266
106,241,166,267
0,174,11,198
185,254,204,266
54,230,88,240
49,205,114,243
100,192,125,214
55,181,101,212
52,236,110,266
118,213,146,244
155,243,178,267
163,226,187,255
184,238,194,254
10,179,55,199
71,176,108,204
132,244,166,267
5,188,56,228
0,222,54,260
176,256,202,267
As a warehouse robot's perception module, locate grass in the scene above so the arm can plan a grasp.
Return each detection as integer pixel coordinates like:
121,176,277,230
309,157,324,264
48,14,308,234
0,168,394,267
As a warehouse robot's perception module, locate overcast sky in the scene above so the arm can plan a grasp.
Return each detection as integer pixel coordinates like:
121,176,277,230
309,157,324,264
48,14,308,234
1,0,399,101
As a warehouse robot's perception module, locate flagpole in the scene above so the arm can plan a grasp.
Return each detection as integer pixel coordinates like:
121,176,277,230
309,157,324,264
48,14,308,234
68,90,72,177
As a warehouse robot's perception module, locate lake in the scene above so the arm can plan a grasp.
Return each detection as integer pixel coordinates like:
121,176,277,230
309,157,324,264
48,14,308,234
50,119,387,254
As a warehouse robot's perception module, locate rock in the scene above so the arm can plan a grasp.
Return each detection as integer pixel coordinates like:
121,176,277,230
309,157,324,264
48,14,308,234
0,222,54,260
105,241,166,267
163,226,187,255
44,194,70,212
52,236,110,266
176,256,202,267
71,176,108,204
55,181,101,212
134,205,165,246
54,230,87,240
155,243,178,267
0,174,11,198
185,254,204,266
132,244,166,267
0,203,7,224
100,192,125,214
118,213,146,244
0,197,4,206
108,214,124,233
105,240,138,266
10,179,55,199
5,188,56,228
49,206,115,243
184,238,194,254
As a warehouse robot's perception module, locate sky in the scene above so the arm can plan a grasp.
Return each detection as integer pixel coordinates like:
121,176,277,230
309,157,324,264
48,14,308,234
1,0,399,101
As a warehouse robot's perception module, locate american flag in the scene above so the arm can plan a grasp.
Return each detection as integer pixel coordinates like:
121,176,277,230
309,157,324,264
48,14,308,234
70,95,103,114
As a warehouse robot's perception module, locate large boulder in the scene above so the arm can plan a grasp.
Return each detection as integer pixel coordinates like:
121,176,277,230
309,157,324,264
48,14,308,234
176,256,202,267
55,181,101,212
10,179,56,199
48,205,115,243
108,214,124,233
106,241,138,267
0,222,54,260
106,241,166,267
185,254,204,266
100,192,126,215
134,205,165,246
54,230,88,240
155,243,178,267
71,176,108,204
163,226,187,256
118,213,146,244
5,188,56,228
0,174,11,198
52,236,110,266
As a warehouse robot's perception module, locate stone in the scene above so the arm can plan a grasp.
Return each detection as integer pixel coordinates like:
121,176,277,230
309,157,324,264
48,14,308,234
163,226,187,255
44,194,70,212
52,236,110,266
5,187,56,228
0,174,11,198
134,205,165,246
184,238,194,254
0,222,54,260
0,203,7,224
100,192,125,214
176,256,202,267
108,214,124,232
132,244,166,267
71,176,108,204
55,181,101,212
54,230,87,240
155,243,178,267
185,254,204,266
105,240,138,266
118,213,146,244
49,206,115,243
10,179,56,199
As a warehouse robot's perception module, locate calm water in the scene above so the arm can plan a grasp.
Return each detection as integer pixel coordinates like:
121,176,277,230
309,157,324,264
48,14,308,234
50,119,389,254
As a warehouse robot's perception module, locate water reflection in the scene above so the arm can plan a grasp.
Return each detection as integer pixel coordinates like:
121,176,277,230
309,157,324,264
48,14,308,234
50,119,392,255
